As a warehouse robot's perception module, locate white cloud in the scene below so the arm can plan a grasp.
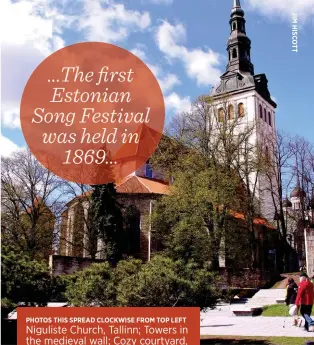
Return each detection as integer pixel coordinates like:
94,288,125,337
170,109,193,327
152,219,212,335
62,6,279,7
1,0,67,56
1,0,69,129
155,21,222,86
77,0,151,42
1,108,21,129
165,92,191,114
0,136,22,157
247,0,314,22
1,0,152,130
131,45,180,95
158,74,180,93
131,47,148,61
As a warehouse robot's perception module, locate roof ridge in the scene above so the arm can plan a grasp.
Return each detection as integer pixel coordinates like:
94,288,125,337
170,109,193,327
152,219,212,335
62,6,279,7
135,175,152,193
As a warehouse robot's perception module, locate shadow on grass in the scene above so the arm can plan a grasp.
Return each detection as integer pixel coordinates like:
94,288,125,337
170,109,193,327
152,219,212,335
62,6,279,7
201,339,271,345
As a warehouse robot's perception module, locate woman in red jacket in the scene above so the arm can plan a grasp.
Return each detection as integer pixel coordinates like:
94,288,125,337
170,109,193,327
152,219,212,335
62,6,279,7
296,272,314,332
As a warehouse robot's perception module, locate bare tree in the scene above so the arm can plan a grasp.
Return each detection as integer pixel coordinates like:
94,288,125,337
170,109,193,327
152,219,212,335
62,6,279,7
290,136,314,217
1,149,66,259
263,131,314,270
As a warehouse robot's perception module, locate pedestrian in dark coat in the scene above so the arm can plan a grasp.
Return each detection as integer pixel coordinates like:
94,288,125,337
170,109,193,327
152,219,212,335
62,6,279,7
285,278,299,326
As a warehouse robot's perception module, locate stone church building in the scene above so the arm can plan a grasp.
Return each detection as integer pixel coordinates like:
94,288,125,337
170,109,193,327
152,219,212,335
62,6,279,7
59,164,169,262
56,0,281,273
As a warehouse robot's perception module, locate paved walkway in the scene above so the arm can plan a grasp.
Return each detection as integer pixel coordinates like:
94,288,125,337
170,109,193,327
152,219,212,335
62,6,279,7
201,305,314,338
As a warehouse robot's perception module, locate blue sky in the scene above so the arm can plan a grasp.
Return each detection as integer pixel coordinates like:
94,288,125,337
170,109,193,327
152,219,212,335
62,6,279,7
1,0,314,156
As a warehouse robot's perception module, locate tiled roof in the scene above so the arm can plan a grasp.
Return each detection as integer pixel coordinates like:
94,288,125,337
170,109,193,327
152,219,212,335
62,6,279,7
67,176,274,230
117,176,170,195
67,175,170,206
230,210,276,230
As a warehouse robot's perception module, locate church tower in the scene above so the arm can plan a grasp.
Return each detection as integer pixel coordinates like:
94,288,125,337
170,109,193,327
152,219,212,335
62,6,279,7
211,0,277,220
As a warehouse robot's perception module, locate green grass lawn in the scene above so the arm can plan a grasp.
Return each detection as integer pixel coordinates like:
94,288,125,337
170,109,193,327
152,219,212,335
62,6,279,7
262,304,314,317
201,335,313,345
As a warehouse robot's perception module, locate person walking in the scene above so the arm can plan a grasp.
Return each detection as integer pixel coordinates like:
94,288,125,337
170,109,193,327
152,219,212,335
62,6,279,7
296,272,314,332
285,278,299,326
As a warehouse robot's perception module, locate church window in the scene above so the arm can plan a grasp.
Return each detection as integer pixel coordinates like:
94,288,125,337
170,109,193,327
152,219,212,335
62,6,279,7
125,205,141,256
268,112,272,126
232,48,237,59
218,108,224,122
228,105,234,120
233,22,237,31
264,108,267,122
259,105,263,119
72,202,85,257
238,103,245,117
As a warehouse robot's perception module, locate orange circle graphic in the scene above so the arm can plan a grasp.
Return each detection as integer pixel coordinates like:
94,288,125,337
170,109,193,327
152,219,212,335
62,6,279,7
20,42,165,185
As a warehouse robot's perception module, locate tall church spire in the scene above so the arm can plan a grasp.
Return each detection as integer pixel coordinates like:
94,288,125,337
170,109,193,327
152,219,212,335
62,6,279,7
212,0,277,109
227,0,254,75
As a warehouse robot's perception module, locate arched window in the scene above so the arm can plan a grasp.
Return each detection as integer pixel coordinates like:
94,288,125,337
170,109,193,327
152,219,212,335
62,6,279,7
238,103,245,117
268,112,272,126
265,146,270,163
232,48,237,59
72,202,85,257
228,105,234,120
233,22,237,31
264,108,267,122
218,108,224,122
259,105,263,119
125,205,141,256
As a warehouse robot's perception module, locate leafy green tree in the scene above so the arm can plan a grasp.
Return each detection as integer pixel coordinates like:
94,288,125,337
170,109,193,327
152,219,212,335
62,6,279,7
164,215,211,266
114,257,142,282
151,95,262,269
64,256,219,310
1,246,51,315
87,183,125,262
64,262,116,306
152,151,242,269
117,255,218,310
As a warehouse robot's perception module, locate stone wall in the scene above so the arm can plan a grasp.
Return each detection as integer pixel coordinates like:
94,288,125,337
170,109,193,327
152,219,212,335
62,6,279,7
50,255,279,290
216,268,279,289
49,255,105,276
305,227,314,278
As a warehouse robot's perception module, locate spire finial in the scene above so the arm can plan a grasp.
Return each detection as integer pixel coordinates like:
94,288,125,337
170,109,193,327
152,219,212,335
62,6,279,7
231,0,244,16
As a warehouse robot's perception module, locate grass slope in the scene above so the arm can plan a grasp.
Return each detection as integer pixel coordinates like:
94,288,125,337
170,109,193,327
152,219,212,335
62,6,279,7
262,304,314,317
